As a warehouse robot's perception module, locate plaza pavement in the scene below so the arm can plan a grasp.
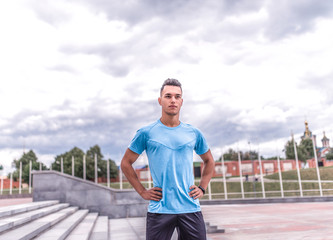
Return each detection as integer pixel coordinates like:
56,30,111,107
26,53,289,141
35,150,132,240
201,202,333,240
2,198,333,239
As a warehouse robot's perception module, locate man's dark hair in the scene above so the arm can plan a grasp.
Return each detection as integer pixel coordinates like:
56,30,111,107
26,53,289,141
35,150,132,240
160,78,182,95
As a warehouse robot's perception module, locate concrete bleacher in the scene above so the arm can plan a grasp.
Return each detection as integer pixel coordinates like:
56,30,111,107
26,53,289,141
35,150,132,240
0,171,224,239
0,200,223,239
0,200,109,240
32,171,148,219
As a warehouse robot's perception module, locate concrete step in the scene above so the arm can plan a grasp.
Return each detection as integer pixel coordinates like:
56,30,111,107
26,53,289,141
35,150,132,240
0,203,69,233
66,213,98,240
0,206,78,240
109,217,145,240
90,216,108,240
66,212,99,240
107,217,215,239
0,200,59,218
34,209,89,240
206,222,225,233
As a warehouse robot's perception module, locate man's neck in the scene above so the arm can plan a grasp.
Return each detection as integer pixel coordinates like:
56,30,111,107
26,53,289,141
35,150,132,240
160,115,180,128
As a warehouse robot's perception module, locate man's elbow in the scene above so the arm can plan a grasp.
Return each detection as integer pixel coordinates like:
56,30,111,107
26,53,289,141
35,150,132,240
208,157,215,166
120,159,128,172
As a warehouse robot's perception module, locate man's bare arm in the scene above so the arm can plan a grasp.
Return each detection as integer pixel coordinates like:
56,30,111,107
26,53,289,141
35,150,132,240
121,148,162,201
189,149,215,199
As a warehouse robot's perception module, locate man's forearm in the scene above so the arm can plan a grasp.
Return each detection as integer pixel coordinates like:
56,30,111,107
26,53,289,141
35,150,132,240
121,161,146,195
199,156,215,190
121,160,162,201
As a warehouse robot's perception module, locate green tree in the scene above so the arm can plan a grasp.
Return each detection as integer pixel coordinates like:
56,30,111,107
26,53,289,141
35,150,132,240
299,138,314,160
326,149,333,160
220,148,260,161
52,147,85,177
86,145,105,180
265,156,285,160
9,150,47,183
51,145,118,180
284,139,307,162
242,151,259,160
220,148,238,161
108,158,118,179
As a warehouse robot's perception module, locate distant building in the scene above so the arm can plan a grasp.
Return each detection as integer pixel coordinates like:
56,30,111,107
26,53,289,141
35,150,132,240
201,159,300,178
318,131,330,158
301,120,317,146
303,121,332,167
0,176,20,189
301,121,330,158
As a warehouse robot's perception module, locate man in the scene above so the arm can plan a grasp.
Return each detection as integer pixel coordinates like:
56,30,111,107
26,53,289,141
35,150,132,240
121,78,215,240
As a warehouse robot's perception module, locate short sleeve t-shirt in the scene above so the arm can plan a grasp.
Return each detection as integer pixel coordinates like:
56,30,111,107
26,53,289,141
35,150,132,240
129,120,209,214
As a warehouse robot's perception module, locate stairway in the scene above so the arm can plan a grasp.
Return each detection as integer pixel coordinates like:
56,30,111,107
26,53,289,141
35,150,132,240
0,201,109,240
0,201,224,239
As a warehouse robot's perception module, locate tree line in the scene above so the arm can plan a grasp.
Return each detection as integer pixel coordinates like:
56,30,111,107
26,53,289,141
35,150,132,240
284,138,333,162
8,138,333,183
219,148,261,161
9,145,118,183
220,138,333,163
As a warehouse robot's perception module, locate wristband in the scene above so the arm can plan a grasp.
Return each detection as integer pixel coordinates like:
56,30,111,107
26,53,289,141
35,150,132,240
198,185,205,195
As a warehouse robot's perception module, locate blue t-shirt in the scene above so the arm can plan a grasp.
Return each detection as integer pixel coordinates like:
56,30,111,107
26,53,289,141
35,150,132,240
129,120,209,214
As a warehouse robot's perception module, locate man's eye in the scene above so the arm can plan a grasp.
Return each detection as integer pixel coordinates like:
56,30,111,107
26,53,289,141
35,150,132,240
165,96,171,98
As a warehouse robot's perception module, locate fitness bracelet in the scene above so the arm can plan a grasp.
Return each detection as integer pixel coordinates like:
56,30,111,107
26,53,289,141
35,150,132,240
198,185,205,195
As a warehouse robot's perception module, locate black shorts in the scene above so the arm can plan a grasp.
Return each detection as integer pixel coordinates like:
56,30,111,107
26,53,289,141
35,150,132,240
146,211,207,240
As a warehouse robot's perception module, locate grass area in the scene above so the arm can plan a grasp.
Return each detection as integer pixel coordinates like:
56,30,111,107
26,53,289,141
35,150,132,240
105,180,333,200
0,188,30,195
200,181,333,200
200,167,333,199
265,166,333,180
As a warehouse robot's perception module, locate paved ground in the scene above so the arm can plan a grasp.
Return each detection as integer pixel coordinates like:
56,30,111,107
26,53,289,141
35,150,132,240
201,202,333,240
110,201,333,240
2,198,333,239
0,197,32,207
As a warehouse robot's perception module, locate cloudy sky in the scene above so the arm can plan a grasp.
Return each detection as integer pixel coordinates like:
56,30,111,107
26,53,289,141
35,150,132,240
1,0,333,173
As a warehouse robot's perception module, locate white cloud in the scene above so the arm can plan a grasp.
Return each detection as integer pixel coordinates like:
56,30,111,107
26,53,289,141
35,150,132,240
1,0,333,164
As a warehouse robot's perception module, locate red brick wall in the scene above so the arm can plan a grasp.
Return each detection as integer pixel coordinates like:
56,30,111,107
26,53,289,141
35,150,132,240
307,157,333,168
1,179,20,189
206,159,300,177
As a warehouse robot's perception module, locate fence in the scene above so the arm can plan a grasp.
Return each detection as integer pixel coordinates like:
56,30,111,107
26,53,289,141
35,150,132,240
196,136,325,200
1,136,329,201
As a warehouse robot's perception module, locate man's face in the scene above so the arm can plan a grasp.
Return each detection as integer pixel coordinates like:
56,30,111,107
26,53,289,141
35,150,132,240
158,85,183,116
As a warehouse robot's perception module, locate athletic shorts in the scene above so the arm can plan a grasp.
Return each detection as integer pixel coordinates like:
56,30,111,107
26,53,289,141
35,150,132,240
146,211,207,240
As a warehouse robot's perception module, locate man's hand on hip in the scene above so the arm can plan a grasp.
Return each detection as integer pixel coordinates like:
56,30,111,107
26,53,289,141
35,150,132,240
189,185,204,199
140,187,163,201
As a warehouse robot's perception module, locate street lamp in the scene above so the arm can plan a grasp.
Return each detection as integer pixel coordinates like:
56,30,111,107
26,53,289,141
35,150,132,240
248,141,256,197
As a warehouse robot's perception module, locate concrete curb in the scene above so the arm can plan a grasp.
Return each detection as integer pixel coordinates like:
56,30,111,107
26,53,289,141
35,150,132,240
0,194,33,199
200,196,333,205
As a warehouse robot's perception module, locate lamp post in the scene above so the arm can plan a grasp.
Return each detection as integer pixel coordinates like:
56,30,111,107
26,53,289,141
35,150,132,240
248,141,256,197
19,161,22,194
0,165,3,195
10,161,15,195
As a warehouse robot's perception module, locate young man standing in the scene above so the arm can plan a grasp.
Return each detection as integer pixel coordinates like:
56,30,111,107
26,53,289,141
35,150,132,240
121,79,215,240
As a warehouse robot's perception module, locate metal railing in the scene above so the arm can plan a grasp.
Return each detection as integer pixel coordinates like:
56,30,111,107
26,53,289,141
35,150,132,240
1,136,328,201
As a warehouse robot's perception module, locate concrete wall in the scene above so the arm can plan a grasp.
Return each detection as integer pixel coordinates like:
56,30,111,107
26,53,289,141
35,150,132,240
32,171,148,218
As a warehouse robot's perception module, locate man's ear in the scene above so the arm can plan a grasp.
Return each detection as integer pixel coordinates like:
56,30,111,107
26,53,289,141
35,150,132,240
158,97,161,105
